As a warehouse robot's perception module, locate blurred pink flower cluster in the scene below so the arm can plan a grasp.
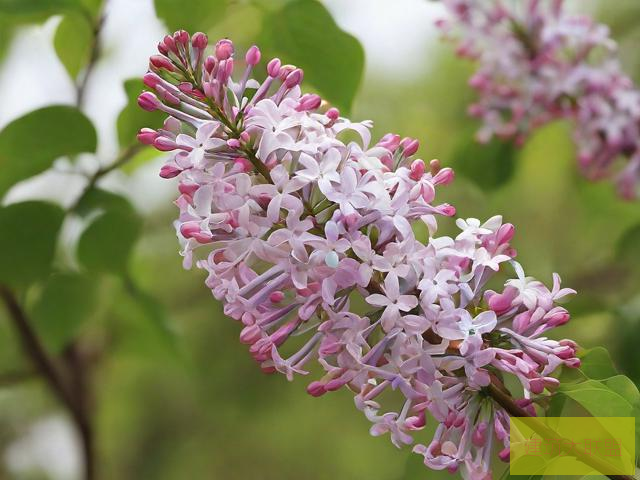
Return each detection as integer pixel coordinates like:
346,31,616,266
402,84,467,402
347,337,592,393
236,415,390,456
138,31,578,478
439,0,640,199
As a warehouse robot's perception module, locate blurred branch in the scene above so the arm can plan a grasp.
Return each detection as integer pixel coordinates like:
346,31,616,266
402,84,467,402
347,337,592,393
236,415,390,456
486,378,634,480
0,285,95,480
0,369,36,386
76,4,108,108
70,143,144,211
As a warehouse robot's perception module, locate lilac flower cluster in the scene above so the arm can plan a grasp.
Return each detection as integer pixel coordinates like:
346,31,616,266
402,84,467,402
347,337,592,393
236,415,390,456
438,0,640,199
138,31,579,478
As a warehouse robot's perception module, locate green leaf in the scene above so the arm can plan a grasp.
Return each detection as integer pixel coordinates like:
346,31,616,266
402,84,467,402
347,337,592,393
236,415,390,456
153,0,227,32
578,347,619,380
31,273,98,352
602,375,640,406
559,379,637,417
54,12,94,79
0,106,97,196
0,201,65,287
117,79,162,148
632,401,640,459
74,187,135,217
452,134,518,190
261,0,364,113
77,209,141,274
0,0,84,16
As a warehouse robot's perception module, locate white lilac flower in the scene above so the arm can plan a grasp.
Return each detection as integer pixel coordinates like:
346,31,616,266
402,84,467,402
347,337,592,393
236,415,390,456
139,32,579,479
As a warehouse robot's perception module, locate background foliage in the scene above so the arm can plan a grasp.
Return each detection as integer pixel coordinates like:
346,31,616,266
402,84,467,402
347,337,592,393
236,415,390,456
0,0,639,479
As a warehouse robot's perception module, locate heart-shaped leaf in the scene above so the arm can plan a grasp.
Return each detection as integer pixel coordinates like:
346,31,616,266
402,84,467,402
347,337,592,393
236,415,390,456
0,201,65,287
0,106,97,196
261,0,364,114
31,273,98,352
54,11,94,79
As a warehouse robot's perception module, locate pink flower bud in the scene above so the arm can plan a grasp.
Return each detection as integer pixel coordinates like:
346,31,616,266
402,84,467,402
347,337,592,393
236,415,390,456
161,35,176,53
405,412,426,430
173,30,189,46
378,133,401,151
267,58,282,77
495,223,515,245
245,45,261,66
326,108,340,122
153,136,178,151
439,204,456,216
433,167,454,185
215,39,234,60
239,324,262,344
546,308,570,328
528,377,545,394
512,310,532,332
306,381,326,397
204,55,216,73
149,55,174,71
137,128,158,145
498,447,510,462
233,157,253,173
472,421,487,447
269,291,285,303
410,159,426,180
157,41,169,55
296,93,322,112
137,92,161,111
157,86,180,105
429,158,441,174
240,131,250,143
191,32,208,50
284,68,303,88
159,164,181,178
143,72,162,89
227,138,241,149
400,137,420,156
279,64,295,81
180,221,202,239
487,290,515,313
225,58,234,77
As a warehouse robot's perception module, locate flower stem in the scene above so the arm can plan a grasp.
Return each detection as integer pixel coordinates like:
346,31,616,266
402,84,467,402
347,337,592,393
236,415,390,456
486,380,634,480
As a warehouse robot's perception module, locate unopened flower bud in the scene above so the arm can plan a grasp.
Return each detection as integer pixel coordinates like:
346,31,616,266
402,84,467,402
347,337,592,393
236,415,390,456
149,55,174,71
191,32,208,50
137,128,158,145
215,39,234,60
245,45,261,66
137,92,161,111
400,137,420,156
159,164,181,178
267,58,282,77
284,68,303,88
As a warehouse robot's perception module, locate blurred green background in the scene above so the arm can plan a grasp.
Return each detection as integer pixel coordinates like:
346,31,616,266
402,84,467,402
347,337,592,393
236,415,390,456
0,0,639,479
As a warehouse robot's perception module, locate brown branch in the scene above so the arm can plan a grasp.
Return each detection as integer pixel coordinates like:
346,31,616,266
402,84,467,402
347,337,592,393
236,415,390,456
486,380,635,480
76,7,107,108
0,286,95,477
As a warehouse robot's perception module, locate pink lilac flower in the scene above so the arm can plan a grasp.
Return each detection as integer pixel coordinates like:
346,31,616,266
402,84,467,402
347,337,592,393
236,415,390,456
438,0,640,199
139,31,579,479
